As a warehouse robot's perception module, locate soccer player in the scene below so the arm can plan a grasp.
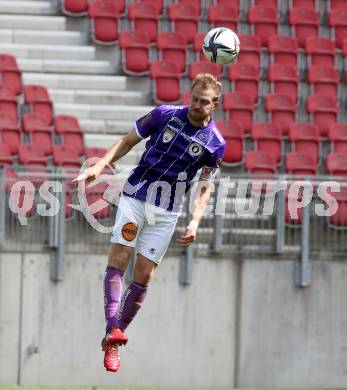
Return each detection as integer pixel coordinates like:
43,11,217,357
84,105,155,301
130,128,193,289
74,73,225,372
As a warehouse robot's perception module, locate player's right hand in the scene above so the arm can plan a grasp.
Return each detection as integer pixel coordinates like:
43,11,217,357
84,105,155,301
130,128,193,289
72,164,103,184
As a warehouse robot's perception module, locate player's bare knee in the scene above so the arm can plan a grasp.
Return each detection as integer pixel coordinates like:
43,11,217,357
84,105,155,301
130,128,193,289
108,244,132,270
133,254,157,285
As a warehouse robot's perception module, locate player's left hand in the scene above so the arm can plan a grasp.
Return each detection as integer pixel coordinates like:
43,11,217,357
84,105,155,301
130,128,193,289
177,221,198,247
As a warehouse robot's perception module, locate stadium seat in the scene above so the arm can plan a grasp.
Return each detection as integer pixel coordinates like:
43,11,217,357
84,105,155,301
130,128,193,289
88,0,120,45
0,87,18,123
156,32,187,74
268,64,299,102
328,124,347,155
181,89,190,105
150,60,180,104
268,35,299,66
216,120,244,166
119,31,150,75
253,0,278,10
228,63,259,103
216,0,240,15
85,181,111,219
248,6,279,46
237,34,262,67
288,123,320,165
0,115,20,155
245,150,277,174
307,65,339,97
55,115,84,156
207,4,239,31
168,3,200,44
223,92,254,134
0,143,12,167
193,32,208,62
0,54,22,96
307,95,338,137
189,61,222,81
326,186,347,228
252,122,283,164
305,36,336,67
18,143,47,166
53,144,81,168
285,151,317,176
138,0,164,15
61,0,88,16
22,113,53,156
24,85,53,126
329,0,347,10
85,147,107,161
265,94,296,135
177,0,201,16
329,9,347,49
290,0,316,8
128,2,159,44
326,153,347,176
289,7,320,48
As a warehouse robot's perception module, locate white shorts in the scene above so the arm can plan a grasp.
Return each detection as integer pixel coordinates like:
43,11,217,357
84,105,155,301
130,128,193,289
110,195,179,264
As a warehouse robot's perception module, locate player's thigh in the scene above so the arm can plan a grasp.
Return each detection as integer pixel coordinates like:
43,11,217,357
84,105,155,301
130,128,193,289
111,195,145,249
137,212,178,265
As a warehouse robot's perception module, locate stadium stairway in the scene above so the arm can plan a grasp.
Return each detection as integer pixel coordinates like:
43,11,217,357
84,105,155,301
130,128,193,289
0,0,153,167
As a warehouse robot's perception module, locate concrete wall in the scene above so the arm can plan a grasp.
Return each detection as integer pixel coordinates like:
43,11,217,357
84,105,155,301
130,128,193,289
0,252,347,388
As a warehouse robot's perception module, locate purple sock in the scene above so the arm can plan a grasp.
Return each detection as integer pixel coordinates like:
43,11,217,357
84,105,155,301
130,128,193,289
103,266,124,332
115,281,148,331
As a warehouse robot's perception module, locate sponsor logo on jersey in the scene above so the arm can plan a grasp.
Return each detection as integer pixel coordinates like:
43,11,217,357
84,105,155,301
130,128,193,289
189,142,203,157
121,222,138,241
163,129,175,143
172,117,185,127
180,132,192,142
198,132,208,143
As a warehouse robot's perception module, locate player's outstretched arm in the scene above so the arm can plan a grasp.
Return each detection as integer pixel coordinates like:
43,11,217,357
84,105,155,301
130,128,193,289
177,180,213,247
73,128,142,183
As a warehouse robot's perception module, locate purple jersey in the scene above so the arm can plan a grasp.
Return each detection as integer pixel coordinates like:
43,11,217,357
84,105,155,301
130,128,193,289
123,105,225,212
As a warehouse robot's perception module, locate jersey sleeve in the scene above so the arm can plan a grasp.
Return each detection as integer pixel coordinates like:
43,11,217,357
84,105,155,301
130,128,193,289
199,144,225,181
135,106,163,139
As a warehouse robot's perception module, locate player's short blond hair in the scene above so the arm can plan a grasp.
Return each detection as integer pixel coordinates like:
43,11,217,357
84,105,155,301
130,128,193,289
191,73,222,102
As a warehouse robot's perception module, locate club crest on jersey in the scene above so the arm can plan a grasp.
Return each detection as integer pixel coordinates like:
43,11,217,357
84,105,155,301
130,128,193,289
189,142,203,157
163,129,175,143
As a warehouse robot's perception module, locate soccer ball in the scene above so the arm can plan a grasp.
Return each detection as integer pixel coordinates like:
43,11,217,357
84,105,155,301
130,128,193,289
202,27,240,65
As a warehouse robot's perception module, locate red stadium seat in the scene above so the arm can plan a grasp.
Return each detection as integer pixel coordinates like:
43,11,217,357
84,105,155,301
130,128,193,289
308,65,339,97
265,94,296,135
22,113,53,156
290,0,316,8
223,92,254,134
181,89,190,105
0,115,20,155
326,186,347,228
0,54,22,96
55,115,84,156
85,147,107,161
85,181,111,219
138,0,164,15
216,120,244,166
329,0,347,10
61,0,88,16
150,60,180,104
228,63,259,103
328,124,347,155
285,151,317,175
189,61,222,81
216,0,240,15
326,153,347,176
252,122,283,164
245,150,277,174
168,3,199,44
128,2,159,44
307,95,338,137
305,36,336,67
237,34,262,67
208,4,239,31
0,143,12,166
53,144,81,168
289,7,320,48
193,32,208,62
24,85,53,126
0,87,18,123
18,143,47,166
119,31,150,75
268,35,299,66
329,9,347,49
248,6,279,46
268,64,299,102
157,32,187,74
253,0,277,10
177,0,201,16
288,123,320,164
88,0,120,45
